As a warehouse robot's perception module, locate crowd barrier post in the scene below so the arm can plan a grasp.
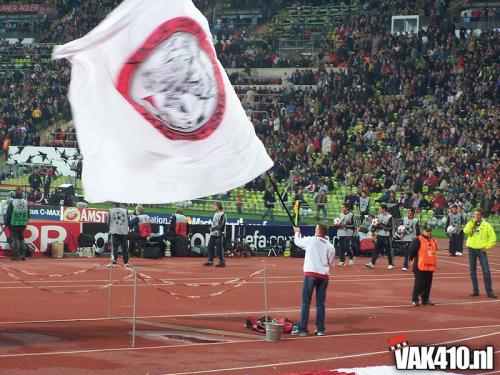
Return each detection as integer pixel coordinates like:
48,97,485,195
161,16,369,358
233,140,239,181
132,268,138,348
107,262,113,319
263,267,268,324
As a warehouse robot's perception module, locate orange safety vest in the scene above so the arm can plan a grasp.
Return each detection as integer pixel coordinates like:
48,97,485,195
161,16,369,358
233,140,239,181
417,235,437,272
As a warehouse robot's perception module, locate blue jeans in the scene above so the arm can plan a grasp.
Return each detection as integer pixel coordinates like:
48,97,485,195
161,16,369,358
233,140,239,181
468,248,494,296
298,276,329,333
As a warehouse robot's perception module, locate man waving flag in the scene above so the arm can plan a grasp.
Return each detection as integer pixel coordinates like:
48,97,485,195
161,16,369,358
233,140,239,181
53,0,273,203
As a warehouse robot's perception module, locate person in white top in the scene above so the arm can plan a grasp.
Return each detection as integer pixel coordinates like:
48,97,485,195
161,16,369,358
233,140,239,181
291,224,335,337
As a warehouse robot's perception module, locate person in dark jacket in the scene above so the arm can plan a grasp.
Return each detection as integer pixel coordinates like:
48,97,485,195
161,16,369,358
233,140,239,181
446,204,465,256
107,202,130,268
28,170,42,190
335,204,356,266
261,186,276,220
5,189,29,260
409,224,437,306
204,202,226,267
365,204,394,269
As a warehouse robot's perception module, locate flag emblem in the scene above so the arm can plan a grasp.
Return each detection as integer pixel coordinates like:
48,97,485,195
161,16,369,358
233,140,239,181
52,0,273,203
116,17,226,141
388,335,409,351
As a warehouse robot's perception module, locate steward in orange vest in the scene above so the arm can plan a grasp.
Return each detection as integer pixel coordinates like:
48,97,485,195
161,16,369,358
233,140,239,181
409,224,437,306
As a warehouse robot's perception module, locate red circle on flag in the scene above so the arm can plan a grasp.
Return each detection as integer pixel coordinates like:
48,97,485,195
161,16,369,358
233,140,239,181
116,17,226,141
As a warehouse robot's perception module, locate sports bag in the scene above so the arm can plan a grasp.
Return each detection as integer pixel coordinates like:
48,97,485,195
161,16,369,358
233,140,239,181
245,316,295,334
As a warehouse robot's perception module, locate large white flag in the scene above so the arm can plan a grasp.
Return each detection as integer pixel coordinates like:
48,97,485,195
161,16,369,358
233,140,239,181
53,0,273,203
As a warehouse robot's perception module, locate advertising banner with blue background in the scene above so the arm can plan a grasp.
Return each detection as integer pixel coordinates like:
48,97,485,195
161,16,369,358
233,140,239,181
29,205,62,221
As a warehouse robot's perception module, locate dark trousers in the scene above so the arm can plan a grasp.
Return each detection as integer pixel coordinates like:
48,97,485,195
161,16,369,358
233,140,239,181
371,236,393,265
111,234,129,264
457,232,464,252
401,241,412,268
298,276,329,333
261,207,274,220
9,227,26,259
338,236,354,262
412,270,433,303
351,236,360,257
468,248,494,296
315,205,327,222
207,235,224,263
449,233,463,254
127,232,145,257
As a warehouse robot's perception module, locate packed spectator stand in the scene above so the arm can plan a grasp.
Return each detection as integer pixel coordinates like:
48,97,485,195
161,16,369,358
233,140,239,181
0,0,498,229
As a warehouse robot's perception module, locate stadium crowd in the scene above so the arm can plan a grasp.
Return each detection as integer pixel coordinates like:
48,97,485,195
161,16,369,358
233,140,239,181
0,0,498,217
235,1,499,216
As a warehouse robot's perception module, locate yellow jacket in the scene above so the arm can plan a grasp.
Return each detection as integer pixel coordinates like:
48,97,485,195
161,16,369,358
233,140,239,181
463,219,497,250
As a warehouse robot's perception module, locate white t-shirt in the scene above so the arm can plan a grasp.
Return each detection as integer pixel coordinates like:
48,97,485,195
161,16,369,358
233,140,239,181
294,234,335,276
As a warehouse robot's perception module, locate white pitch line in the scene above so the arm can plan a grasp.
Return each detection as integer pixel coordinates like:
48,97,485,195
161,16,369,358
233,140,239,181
1,273,499,290
1,324,499,361
439,258,500,272
0,300,498,326
158,330,500,375
436,331,500,346
0,266,498,283
0,272,464,284
161,335,500,375
162,349,390,375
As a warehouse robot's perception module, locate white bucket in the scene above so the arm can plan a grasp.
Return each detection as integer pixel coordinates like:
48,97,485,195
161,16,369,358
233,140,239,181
266,322,283,342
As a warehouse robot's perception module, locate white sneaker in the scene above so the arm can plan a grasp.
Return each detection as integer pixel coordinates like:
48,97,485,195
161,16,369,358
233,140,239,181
338,262,345,267
365,262,375,269
124,263,131,269
387,265,394,270
291,329,308,337
401,267,408,271
348,259,354,265
455,252,463,256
